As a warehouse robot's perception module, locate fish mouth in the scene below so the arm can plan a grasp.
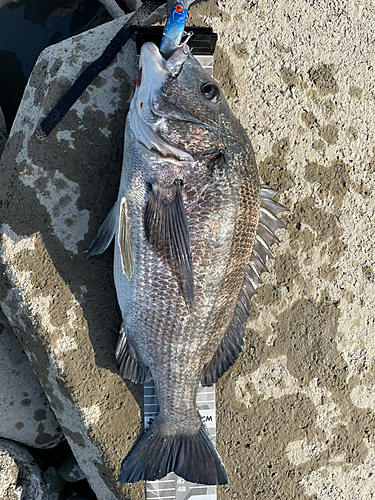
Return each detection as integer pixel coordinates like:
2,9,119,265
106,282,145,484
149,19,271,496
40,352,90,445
128,42,195,163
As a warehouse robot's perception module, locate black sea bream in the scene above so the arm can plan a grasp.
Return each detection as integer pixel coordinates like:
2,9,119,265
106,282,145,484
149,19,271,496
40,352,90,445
88,41,286,485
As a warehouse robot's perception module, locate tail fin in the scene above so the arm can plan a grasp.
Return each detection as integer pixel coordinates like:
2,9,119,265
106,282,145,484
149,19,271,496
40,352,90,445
119,418,228,485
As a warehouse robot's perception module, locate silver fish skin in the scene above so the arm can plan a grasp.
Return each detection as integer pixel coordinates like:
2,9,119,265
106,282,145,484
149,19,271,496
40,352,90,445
87,41,286,485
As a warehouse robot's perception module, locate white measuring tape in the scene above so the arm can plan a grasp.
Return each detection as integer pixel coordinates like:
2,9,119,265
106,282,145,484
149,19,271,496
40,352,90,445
144,380,217,500
143,53,216,500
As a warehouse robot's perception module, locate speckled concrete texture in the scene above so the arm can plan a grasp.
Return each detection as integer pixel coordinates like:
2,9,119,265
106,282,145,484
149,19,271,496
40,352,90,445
0,0,374,499
0,308,64,448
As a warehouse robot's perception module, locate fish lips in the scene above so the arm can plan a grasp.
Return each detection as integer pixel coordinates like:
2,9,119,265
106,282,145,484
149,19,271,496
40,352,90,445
135,42,206,127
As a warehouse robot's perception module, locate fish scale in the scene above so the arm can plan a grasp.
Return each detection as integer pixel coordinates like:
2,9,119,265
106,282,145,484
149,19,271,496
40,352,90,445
200,172,259,370
116,119,236,469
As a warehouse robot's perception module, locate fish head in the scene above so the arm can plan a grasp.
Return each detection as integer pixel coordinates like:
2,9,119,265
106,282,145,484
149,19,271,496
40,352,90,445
129,42,242,163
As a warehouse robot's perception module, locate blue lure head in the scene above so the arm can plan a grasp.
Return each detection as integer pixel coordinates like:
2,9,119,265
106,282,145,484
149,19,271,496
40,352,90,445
160,1,188,59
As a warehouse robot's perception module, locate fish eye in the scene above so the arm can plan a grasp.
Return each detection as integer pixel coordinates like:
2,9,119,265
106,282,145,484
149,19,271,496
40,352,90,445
175,3,184,13
201,83,220,103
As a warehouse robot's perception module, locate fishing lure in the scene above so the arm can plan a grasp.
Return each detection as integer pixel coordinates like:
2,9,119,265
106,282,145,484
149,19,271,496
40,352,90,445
160,1,188,58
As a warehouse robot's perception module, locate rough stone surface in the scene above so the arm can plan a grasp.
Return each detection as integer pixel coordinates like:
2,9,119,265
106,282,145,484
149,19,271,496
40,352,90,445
1,1,375,500
0,15,146,500
98,0,125,19
66,492,92,500
0,106,7,157
56,455,85,483
0,0,21,9
0,438,47,500
0,308,64,448
43,467,66,500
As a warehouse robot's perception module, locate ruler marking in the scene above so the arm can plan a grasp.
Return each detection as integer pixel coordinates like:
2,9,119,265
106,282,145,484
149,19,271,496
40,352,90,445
146,488,176,492
190,486,216,490
147,480,177,484
145,496,175,499
145,380,217,500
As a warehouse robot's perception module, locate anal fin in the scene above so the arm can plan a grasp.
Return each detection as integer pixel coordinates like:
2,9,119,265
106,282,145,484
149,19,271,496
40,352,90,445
116,325,150,384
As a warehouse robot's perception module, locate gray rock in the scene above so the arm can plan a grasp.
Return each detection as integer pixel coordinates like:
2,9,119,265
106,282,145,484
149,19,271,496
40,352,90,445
0,309,64,449
0,438,47,500
43,467,66,500
0,0,21,9
65,492,91,500
56,455,85,483
0,106,7,158
0,13,154,500
0,447,19,500
98,0,125,18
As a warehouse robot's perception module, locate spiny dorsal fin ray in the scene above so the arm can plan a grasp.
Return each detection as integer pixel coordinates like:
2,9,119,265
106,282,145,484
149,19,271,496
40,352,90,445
144,181,194,310
260,208,287,233
259,186,278,199
261,196,286,215
119,197,135,281
250,251,269,276
253,236,275,264
200,186,287,386
257,222,280,248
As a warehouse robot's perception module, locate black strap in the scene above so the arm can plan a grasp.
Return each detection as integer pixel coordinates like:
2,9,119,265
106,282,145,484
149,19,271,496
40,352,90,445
39,0,164,137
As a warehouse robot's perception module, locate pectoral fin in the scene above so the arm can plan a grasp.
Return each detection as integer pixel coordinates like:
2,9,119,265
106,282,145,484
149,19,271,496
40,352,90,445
86,202,117,258
119,197,134,281
144,181,194,310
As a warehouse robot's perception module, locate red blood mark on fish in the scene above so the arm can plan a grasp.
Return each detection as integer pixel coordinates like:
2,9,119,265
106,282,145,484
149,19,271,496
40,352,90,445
140,102,143,108
136,68,142,88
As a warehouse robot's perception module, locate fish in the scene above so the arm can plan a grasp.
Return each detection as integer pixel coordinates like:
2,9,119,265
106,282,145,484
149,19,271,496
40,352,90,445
87,40,286,485
160,1,188,59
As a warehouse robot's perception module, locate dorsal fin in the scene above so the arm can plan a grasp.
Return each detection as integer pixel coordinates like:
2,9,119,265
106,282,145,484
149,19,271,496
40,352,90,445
200,187,287,386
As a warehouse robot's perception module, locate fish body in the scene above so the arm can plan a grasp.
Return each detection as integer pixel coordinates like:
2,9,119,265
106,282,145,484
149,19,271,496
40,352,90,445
88,41,286,485
160,1,188,59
